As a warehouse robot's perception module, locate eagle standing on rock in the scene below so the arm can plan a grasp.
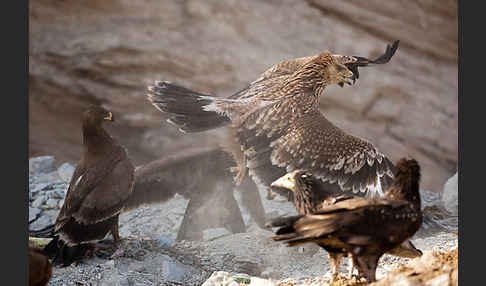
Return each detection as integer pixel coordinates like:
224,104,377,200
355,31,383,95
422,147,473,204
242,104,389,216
266,158,423,283
147,41,399,199
44,106,135,266
268,168,422,278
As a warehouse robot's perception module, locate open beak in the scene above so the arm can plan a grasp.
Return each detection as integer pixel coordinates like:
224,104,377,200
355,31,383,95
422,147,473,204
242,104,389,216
270,173,296,192
344,68,354,79
104,112,114,121
341,68,355,86
337,40,399,88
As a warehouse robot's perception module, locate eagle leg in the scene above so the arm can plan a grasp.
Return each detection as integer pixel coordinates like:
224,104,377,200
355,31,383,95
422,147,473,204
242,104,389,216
347,255,359,279
328,252,344,278
353,253,381,283
229,163,247,186
110,218,120,243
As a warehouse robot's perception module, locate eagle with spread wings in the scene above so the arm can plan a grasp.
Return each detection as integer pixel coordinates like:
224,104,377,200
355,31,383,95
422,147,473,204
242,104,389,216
148,41,399,198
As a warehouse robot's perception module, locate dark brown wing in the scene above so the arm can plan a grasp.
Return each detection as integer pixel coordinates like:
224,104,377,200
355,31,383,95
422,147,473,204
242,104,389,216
237,101,395,197
273,199,417,248
55,150,134,231
124,147,233,211
74,157,134,224
271,109,395,196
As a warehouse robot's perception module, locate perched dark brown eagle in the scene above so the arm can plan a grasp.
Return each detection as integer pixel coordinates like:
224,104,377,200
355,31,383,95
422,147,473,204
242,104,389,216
147,41,399,200
268,168,422,278
44,106,135,266
266,158,423,282
29,244,52,286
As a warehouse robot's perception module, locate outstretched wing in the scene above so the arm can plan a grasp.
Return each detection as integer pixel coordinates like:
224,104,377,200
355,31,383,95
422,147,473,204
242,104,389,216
236,99,395,197
270,108,395,195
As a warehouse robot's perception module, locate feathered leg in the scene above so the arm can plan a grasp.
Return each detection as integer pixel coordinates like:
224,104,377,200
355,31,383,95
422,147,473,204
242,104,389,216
110,215,120,242
238,176,266,229
177,195,205,241
353,253,381,283
347,255,358,279
328,252,344,278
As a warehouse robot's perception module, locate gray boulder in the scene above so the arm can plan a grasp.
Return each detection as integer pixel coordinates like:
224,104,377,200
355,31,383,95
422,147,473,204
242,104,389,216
441,172,458,216
31,195,47,208
30,182,50,194
29,207,41,223
29,210,59,231
44,198,60,209
58,162,75,182
29,156,56,174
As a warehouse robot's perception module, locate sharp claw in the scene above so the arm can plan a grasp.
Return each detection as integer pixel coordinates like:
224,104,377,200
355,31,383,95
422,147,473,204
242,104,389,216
230,166,246,186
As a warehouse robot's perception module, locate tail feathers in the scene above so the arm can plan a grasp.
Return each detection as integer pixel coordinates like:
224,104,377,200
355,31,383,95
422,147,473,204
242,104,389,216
29,224,55,238
44,236,93,267
167,114,229,133
387,239,423,258
268,212,354,245
147,81,230,133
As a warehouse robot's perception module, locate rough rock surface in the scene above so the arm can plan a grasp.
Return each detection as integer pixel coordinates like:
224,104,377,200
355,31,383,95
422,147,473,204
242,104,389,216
28,156,458,286
29,0,458,193
201,247,458,286
441,172,458,216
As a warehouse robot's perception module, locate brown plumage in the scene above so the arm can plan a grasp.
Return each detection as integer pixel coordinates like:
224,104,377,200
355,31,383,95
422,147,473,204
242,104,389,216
147,41,399,199
266,158,423,282
268,168,422,278
44,106,135,266
124,147,265,240
29,244,52,286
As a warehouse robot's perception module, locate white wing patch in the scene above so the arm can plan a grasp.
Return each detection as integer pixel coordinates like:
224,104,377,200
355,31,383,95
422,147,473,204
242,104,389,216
74,174,83,189
367,175,384,198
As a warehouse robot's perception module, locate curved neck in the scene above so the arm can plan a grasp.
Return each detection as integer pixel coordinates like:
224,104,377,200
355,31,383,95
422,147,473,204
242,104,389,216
283,64,328,98
385,175,421,207
82,121,117,155
293,179,324,215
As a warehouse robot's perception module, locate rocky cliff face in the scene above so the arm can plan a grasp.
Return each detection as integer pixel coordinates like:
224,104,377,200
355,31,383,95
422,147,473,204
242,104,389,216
29,0,458,192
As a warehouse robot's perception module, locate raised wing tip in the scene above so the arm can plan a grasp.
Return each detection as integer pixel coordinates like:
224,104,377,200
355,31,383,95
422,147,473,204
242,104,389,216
370,40,400,64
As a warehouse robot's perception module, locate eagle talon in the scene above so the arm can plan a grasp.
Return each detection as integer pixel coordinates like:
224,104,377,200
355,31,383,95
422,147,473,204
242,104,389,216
230,165,247,186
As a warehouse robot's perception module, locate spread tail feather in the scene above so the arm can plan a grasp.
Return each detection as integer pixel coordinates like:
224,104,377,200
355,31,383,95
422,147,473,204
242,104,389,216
147,81,230,132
